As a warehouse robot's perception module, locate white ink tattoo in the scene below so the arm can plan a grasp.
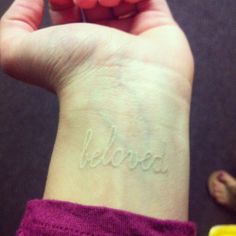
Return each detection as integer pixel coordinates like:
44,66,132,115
79,126,168,174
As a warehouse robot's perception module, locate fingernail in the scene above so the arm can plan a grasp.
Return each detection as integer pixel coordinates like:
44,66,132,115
218,171,224,180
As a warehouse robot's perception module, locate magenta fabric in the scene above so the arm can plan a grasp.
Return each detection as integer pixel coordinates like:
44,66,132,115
16,199,196,236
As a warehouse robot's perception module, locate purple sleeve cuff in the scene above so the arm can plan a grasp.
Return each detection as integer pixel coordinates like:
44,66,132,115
17,199,196,236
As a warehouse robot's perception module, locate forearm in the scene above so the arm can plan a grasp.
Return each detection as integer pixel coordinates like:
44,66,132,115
43,69,191,221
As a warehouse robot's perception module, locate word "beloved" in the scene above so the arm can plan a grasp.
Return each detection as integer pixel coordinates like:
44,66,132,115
79,126,168,174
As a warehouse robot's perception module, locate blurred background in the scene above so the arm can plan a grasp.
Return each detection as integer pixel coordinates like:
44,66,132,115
0,1,236,235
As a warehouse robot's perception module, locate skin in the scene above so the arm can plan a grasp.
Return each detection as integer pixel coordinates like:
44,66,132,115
209,171,236,209
0,0,194,221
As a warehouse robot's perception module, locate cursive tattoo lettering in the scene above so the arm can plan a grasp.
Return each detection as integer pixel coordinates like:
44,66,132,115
79,126,168,174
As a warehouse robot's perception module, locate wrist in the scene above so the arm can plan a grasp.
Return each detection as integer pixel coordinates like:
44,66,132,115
45,106,190,220
44,66,192,220
57,62,192,123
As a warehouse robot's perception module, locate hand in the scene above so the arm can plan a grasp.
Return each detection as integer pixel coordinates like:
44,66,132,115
0,0,193,98
0,0,195,220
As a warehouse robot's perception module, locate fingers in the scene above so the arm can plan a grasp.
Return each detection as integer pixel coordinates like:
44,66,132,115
74,0,97,9
112,2,137,20
98,0,121,7
82,5,114,23
125,0,141,3
49,0,143,24
74,0,142,9
49,0,74,10
83,1,139,23
49,0,82,24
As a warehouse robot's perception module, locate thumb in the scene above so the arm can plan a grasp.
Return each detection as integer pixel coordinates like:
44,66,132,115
0,0,44,71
